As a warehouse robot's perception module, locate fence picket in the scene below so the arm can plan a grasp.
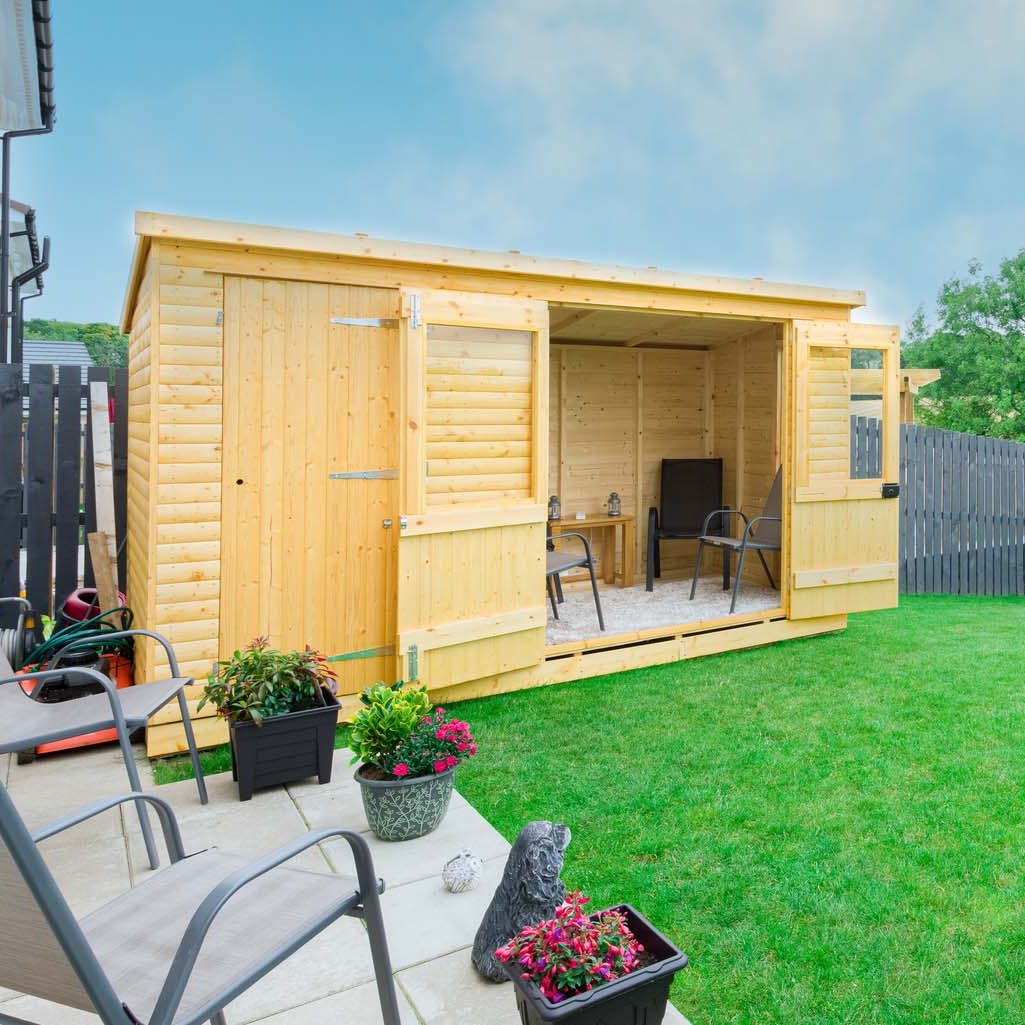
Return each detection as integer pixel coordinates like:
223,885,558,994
25,365,55,616
53,366,82,610
0,364,21,624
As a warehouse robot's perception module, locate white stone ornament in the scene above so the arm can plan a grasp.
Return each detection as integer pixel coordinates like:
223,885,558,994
443,848,483,893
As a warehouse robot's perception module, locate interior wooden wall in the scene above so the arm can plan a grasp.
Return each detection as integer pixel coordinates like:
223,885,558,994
710,325,783,581
548,344,708,581
548,327,782,585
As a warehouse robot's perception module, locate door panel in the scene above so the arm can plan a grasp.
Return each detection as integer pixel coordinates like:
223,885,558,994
221,277,399,693
397,289,549,689
789,319,900,618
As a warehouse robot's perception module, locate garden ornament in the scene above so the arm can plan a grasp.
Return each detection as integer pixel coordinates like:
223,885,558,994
471,820,572,982
442,847,484,893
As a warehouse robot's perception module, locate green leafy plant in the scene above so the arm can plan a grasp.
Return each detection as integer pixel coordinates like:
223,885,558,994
199,637,337,725
348,681,432,770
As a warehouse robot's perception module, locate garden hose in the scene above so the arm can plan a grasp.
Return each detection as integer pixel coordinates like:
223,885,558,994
0,626,22,668
23,605,134,668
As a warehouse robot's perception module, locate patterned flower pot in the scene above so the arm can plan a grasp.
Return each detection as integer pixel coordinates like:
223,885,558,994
501,905,688,1025
354,763,456,841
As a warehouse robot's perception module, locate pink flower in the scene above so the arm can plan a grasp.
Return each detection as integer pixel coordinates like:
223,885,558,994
433,759,448,773
435,729,446,740
469,742,477,755
392,763,410,778
445,754,458,768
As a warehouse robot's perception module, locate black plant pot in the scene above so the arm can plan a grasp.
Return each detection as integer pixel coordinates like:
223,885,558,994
229,686,339,801
501,905,688,1025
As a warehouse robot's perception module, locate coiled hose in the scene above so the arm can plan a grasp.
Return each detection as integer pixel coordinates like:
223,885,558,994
23,605,134,668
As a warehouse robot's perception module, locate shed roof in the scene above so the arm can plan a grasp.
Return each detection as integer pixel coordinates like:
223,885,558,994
122,210,867,332
21,339,92,382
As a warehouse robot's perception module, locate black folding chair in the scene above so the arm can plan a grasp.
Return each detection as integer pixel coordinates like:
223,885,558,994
646,458,724,591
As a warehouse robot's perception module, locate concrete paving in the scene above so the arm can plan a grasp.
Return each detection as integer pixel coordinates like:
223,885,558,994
0,744,692,1024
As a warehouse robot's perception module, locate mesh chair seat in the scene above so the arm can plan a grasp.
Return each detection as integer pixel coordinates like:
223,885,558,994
0,677,189,752
546,550,588,575
696,534,779,552
82,847,363,1025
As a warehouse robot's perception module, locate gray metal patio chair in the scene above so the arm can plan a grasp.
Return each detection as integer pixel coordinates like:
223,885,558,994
0,629,207,871
0,782,402,1025
689,467,783,614
546,532,605,631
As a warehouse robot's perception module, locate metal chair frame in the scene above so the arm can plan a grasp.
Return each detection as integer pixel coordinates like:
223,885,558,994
0,629,208,870
0,785,402,1025
546,531,606,631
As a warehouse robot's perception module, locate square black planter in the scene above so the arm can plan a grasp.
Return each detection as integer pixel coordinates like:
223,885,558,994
229,686,339,800
502,905,688,1025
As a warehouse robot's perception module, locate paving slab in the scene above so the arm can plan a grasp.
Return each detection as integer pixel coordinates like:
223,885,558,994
224,916,377,1024
321,800,510,887
38,831,132,916
241,978,420,1025
397,946,522,1025
381,855,508,971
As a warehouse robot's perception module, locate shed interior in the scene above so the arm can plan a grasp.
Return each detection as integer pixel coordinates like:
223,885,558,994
545,304,784,647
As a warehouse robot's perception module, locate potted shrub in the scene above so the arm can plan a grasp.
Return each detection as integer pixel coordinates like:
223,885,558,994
200,637,339,801
350,681,478,841
495,891,688,1025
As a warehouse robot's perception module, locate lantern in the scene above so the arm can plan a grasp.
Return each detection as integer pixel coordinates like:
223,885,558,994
608,492,622,516
548,495,561,521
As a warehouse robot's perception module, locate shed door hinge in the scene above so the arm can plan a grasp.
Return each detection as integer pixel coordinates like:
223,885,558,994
407,644,419,681
409,292,422,330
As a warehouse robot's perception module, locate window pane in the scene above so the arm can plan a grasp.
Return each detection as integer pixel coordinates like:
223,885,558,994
849,348,884,479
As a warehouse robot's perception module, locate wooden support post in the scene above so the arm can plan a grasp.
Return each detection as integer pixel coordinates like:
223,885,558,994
89,381,120,610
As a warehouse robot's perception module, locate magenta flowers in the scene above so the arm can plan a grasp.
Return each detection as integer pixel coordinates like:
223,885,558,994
494,891,643,1003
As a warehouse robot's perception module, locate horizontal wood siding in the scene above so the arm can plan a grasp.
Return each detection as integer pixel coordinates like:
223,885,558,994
425,325,533,505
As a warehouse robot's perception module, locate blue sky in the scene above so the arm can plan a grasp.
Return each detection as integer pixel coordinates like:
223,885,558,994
17,0,1025,329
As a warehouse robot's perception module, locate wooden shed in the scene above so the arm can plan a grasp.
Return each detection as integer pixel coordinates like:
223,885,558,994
121,212,902,755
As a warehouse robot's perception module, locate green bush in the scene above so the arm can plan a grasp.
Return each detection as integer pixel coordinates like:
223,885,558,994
200,637,337,725
349,681,431,769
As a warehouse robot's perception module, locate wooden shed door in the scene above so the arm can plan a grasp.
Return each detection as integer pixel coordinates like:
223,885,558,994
220,277,399,695
396,289,549,689
789,319,900,618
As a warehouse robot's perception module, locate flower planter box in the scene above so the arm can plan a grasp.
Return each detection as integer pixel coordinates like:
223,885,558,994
230,686,339,801
502,904,687,1025
354,763,456,841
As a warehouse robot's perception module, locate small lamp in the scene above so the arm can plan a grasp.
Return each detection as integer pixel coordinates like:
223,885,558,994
608,492,622,517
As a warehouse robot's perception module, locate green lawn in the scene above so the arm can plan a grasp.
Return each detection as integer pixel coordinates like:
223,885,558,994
452,596,1025,1025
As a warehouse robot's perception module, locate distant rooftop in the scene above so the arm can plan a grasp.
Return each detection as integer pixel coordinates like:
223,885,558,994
21,339,93,384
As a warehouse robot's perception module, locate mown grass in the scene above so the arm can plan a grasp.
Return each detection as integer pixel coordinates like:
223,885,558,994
451,596,1025,1025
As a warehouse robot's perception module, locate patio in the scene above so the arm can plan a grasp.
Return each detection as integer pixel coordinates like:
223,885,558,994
0,742,691,1025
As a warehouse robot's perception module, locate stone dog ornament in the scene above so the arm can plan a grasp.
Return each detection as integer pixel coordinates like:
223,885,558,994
471,821,572,982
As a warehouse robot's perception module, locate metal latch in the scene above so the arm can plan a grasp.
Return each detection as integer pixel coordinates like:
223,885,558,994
330,317,399,328
382,518,393,528
328,469,399,480
882,482,900,499
400,516,408,530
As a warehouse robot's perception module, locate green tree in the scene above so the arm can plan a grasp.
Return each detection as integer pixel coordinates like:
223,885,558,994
903,251,1025,440
23,318,129,368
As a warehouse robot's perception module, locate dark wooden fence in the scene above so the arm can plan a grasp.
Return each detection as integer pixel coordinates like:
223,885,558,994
0,363,128,626
852,415,1025,595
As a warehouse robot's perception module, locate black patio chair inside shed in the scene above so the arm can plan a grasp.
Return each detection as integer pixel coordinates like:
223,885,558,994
646,458,724,591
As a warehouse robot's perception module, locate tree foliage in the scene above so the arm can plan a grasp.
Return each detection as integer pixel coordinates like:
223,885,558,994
903,251,1025,440
23,318,129,368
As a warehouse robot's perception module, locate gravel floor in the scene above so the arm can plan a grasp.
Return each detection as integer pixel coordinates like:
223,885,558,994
545,574,780,645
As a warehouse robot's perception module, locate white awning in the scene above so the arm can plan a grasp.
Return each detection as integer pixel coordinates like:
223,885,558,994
0,0,49,133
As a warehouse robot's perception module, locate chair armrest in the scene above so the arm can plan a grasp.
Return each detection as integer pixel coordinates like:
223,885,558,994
700,507,748,536
32,793,186,862
547,531,595,563
0,667,130,735
743,515,782,542
0,597,30,610
148,828,382,1025
50,628,181,678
